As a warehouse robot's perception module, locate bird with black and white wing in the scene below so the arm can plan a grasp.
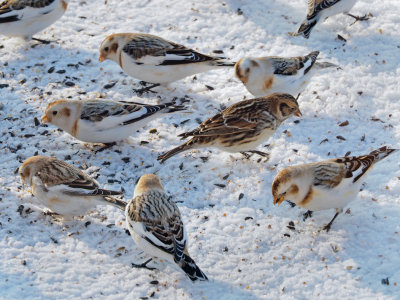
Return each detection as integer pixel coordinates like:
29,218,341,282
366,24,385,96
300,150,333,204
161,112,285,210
125,174,208,281
272,146,398,231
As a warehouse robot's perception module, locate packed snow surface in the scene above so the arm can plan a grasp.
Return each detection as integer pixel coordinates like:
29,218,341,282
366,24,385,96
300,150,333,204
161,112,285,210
0,0,399,299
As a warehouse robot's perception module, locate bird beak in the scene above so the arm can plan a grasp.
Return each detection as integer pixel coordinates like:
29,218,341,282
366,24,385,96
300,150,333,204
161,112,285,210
99,55,105,62
295,110,302,117
274,196,285,206
41,115,49,124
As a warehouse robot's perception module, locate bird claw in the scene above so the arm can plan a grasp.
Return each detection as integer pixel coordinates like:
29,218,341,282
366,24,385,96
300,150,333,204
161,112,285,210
322,224,331,232
348,13,370,26
31,37,52,44
131,258,156,270
94,142,116,153
303,210,313,221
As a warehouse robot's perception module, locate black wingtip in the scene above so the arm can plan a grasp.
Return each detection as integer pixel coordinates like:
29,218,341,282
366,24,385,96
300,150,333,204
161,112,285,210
370,146,399,160
303,51,320,75
181,254,208,282
295,19,317,39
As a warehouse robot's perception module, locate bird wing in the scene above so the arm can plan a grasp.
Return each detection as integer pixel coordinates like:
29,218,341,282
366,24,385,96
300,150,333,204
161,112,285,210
307,0,342,19
334,147,396,183
34,158,121,196
0,0,56,23
122,34,216,66
183,98,276,137
127,195,187,263
313,147,394,189
79,100,169,128
312,161,346,189
270,51,319,76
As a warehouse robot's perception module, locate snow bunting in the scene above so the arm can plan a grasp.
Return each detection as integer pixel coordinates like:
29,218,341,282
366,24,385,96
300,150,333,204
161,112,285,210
235,51,336,97
125,174,208,281
42,99,185,143
19,156,126,217
99,33,235,89
294,0,369,39
158,93,302,162
272,146,398,231
0,0,68,42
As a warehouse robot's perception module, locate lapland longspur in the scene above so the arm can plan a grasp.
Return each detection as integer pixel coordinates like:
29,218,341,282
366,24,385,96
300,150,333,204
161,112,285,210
158,93,302,162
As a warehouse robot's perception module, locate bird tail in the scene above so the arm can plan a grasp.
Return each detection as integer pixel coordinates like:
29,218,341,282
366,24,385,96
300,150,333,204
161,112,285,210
157,140,194,163
369,146,398,162
179,253,208,282
294,18,318,39
303,51,320,75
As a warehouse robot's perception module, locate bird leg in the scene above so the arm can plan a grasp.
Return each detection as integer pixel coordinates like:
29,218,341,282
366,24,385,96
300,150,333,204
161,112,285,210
303,210,313,221
131,258,156,270
287,201,296,208
323,212,340,232
31,37,52,44
94,142,116,153
347,13,370,25
133,82,160,95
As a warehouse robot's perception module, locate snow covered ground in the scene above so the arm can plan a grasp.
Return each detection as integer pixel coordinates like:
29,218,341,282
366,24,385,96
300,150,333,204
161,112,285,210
1,0,400,298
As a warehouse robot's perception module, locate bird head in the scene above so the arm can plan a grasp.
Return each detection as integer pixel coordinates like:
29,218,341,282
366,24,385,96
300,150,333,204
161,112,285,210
99,34,124,63
274,93,302,120
234,57,259,84
134,174,165,196
19,156,47,187
42,100,80,135
272,166,307,206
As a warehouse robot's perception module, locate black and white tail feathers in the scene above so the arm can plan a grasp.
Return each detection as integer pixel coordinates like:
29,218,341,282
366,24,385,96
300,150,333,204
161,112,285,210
179,253,208,281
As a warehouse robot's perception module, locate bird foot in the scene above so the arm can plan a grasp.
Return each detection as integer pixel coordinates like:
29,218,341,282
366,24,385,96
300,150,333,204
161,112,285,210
31,37,52,44
347,13,370,25
94,142,116,153
133,83,160,95
322,224,331,232
131,258,156,270
303,210,313,221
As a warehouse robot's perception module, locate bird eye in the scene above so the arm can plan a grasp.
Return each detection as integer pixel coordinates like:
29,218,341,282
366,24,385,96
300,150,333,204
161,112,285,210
52,111,58,116
104,46,109,52
245,68,250,73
